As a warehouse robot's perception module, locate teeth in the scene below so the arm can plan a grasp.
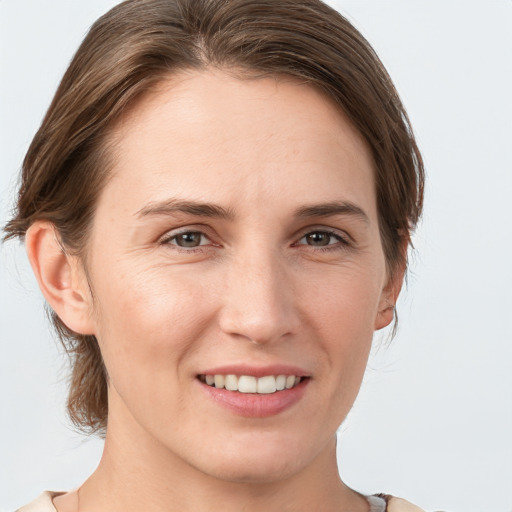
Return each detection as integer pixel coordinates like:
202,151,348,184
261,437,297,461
201,374,304,393
238,375,257,393
224,374,238,391
257,375,277,394
276,375,286,391
214,375,225,389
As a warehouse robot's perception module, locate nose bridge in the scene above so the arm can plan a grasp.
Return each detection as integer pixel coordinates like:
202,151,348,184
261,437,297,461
219,244,297,344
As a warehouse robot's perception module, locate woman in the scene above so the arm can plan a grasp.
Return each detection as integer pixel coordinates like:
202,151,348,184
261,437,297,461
5,0,428,511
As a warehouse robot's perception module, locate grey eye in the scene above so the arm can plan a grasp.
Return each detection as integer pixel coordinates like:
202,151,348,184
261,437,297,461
172,232,206,248
301,231,336,247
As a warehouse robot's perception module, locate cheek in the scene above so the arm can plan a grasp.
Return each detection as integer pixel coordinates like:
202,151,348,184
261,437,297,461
301,265,382,383
304,263,383,335
91,264,214,386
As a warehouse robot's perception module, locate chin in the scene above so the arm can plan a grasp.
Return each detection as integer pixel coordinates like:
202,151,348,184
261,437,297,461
186,432,317,485
202,456,304,485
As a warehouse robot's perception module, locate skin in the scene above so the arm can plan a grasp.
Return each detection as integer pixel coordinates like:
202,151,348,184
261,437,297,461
27,69,402,512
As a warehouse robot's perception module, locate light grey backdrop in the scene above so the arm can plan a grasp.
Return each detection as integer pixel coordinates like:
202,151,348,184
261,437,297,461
1,1,511,511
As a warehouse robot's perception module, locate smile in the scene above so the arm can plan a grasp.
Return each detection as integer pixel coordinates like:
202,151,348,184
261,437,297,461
198,374,304,394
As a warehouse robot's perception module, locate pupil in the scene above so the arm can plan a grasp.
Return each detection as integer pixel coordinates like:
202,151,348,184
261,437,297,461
177,232,201,247
307,232,329,246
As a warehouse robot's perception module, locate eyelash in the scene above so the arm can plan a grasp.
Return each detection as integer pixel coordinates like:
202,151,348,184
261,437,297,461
158,228,352,253
294,230,351,252
158,230,214,253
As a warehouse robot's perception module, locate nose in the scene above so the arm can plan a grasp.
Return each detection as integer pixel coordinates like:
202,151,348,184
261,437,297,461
218,249,299,345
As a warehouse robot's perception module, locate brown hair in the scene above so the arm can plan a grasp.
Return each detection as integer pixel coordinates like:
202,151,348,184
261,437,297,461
4,0,424,435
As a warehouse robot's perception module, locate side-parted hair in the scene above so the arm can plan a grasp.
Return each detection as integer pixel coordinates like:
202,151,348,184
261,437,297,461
4,0,424,435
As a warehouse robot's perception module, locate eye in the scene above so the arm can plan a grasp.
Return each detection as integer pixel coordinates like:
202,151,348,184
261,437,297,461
165,231,210,248
297,230,347,248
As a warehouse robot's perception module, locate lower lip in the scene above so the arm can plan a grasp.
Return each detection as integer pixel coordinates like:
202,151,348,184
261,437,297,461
197,378,309,418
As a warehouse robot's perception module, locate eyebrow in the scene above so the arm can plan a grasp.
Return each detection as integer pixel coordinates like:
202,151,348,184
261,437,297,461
136,198,369,224
136,199,235,220
294,201,370,225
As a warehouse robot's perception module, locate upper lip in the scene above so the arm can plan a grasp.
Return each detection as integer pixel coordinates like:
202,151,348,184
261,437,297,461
198,364,310,378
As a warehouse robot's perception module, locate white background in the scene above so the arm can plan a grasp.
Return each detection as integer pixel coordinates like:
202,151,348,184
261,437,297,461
1,1,511,511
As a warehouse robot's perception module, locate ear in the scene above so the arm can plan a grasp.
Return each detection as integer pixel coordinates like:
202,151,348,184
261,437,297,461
374,255,407,331
25,221,95,335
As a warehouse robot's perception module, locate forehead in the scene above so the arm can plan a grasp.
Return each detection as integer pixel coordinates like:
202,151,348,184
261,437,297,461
102,69,376,219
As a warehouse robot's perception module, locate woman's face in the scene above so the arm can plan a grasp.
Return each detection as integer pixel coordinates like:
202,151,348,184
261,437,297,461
82,70,395,482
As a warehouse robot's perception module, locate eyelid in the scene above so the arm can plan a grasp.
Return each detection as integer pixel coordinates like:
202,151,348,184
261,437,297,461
294,226,353,244
157,225,216,246
297,233,348,250
156,224,353,251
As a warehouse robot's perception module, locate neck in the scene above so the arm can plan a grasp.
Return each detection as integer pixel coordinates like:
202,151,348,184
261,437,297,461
72,394,367,512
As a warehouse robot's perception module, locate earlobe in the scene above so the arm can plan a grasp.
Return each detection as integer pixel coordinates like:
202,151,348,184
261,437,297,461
374,296,396,331
374,260,406,331
25,221,95,335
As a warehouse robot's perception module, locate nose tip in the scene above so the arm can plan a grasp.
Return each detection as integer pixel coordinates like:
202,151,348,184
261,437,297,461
218,261,298,345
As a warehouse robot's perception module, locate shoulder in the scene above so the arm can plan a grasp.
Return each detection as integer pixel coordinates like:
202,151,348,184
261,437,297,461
15,491,62,512
387,496,426,512
367,494,425,512
371,494,427,512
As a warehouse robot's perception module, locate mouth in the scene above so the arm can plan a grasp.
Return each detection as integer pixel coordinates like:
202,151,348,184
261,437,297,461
196,367,310,417
197,374,305,394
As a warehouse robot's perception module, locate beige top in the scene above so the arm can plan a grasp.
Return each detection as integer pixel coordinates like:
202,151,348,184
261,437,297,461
16,490,426,512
